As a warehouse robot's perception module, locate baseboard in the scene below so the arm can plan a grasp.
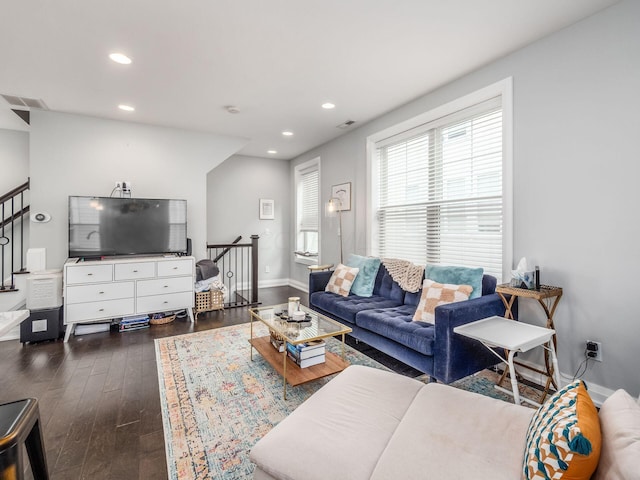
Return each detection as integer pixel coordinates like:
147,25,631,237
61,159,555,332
288,279,308,293
505,357,614,407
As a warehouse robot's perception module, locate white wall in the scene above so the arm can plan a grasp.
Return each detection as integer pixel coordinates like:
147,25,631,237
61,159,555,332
290,0,640,396
207,154,290,286
29,110,248,268
0,129,29,194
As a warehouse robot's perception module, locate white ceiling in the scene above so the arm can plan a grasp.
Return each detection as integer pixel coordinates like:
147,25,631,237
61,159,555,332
0,0,618,160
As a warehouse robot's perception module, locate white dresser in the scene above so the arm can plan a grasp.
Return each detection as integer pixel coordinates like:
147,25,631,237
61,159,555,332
63,256,195,341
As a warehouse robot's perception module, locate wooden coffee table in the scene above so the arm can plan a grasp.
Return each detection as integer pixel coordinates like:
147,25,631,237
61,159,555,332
249,304,352,399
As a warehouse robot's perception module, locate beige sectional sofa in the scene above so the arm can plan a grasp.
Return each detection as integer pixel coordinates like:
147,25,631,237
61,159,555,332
250,365,639,479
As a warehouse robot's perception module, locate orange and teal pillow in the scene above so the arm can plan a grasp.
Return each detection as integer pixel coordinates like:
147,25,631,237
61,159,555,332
523,379,601,480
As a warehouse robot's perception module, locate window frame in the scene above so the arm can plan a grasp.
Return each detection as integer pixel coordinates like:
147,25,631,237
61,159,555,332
366,78,513,281
294,157,321,265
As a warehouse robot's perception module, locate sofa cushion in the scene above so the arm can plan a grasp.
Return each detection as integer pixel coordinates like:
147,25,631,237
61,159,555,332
371,265,406,303
310,291,403,324
426,264,484,299
592,389,640,480
412,279,472,323
370,382,534,480
355,306,435,356
249,366,425,480
346,254,381,297
523,380,601,480
325,263,359,297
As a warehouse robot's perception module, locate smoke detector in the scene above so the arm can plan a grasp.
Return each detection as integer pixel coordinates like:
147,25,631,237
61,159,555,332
336,120,356,129
225,105,240,114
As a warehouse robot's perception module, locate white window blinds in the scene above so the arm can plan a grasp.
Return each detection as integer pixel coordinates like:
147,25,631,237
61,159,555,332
299,167,319,233
375,98,503,279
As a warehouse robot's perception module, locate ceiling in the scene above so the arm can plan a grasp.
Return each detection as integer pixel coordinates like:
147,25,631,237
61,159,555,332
0,0,619,160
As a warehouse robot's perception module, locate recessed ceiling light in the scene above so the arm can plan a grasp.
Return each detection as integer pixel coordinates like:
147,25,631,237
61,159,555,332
267,150,277,154
322,103,336,109
118,104,135,112
282,131,293,136
109,53,132,65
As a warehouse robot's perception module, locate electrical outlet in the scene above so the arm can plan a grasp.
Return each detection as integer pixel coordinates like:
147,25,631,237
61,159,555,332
586,340,602,362
265,265,270,273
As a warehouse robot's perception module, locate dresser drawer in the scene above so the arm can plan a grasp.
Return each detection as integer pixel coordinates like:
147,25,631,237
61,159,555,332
114,262,156,280
66,264,113,284
157,259,193,277
137,276,193,297
66,298,135,323
136,291,193,313
66,282,134,304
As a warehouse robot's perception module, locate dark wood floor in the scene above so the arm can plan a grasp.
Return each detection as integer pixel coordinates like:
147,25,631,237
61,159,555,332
0,286,304,480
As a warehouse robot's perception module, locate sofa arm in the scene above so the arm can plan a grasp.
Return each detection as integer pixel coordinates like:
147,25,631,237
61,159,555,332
309,271,333,294
432,293,518,384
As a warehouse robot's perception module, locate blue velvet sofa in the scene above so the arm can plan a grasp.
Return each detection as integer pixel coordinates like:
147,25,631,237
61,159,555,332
308,265,516,384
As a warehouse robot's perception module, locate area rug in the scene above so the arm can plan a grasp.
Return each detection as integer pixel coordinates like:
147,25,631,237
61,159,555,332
155,322,519,480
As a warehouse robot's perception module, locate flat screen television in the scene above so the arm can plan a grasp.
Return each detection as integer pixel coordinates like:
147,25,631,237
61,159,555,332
68,196,188,258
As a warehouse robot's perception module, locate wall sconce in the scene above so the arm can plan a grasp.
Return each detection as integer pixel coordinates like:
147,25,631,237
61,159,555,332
327,197,343,264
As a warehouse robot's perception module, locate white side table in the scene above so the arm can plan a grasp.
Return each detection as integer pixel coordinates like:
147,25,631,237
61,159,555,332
454,316,560,406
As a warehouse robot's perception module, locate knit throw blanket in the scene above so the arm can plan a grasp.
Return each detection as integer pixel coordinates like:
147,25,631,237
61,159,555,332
381,258,425,293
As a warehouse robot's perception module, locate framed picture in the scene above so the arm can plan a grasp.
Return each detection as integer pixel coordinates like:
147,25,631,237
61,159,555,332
259,199,275,220
331,182,351,211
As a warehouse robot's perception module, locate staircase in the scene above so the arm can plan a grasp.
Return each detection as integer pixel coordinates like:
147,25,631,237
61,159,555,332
0,180,30,339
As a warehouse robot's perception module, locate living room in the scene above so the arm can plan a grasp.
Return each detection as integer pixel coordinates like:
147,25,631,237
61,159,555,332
1,1,638,479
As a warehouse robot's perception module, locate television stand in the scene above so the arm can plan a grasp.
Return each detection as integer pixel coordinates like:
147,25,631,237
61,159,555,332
63,255,195,341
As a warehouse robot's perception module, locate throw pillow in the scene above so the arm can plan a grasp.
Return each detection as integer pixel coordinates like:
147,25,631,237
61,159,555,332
523,380,601,480
412,279,472,324
425,264,484,299
325,264,359,297
345,254,381,297
592,389,640,480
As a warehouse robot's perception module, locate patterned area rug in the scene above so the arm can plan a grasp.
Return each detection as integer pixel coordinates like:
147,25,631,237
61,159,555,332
155,322,529,479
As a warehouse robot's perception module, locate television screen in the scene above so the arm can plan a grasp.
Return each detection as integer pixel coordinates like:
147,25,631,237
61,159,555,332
68,196,187,258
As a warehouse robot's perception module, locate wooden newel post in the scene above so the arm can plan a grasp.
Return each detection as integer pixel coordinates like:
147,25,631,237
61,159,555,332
251,235,259,304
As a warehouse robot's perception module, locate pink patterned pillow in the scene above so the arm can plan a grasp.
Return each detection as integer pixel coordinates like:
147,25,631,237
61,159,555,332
325,264,359,297
412,279,472,323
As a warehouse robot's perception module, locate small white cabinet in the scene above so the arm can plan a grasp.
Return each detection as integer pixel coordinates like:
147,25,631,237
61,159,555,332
63,256,195,341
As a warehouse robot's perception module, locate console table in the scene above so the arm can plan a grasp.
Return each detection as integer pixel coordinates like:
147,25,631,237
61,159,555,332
495,283,563,402
63,256,195,341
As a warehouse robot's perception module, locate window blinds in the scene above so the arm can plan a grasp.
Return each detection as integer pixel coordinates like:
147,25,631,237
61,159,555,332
376,98,503,279
299,167,319,233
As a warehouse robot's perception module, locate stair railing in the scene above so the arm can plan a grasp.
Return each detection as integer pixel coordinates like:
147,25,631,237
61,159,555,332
206,235,259,307
1,180,30,293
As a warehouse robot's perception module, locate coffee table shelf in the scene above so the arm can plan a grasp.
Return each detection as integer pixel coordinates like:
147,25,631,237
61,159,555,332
249,336,348,387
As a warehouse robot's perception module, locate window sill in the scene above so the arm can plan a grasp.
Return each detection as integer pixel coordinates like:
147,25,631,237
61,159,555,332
294,255,318,266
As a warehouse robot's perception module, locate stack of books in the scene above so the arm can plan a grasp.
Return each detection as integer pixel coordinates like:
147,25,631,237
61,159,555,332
119,314,150,332
286,340,326,368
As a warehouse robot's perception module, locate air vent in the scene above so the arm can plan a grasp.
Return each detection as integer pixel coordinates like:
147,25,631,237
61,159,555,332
1,94,48,110
336,120,356,130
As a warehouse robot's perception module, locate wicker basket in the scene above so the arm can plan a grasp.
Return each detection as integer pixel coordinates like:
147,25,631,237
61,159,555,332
149,314,176,325
195,288,225,319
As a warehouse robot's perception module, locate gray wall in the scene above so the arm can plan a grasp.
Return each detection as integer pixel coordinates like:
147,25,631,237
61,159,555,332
207,154,290,285
0,129,29,194
290,0,640,396
29,110,247,267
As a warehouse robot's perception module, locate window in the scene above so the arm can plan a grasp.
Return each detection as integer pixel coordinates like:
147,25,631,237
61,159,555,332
295,158,320,263
370,84,511,281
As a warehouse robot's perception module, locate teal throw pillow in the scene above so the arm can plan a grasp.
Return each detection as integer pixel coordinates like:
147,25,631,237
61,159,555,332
345,254,381,297
425,264,484,299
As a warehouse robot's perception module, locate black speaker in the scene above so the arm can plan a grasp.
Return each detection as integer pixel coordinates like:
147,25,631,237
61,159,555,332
186,238,192,256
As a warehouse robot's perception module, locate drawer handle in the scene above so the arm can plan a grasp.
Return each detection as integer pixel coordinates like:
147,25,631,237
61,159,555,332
164,285,169,288
98,308,105,312
133,270,138,273
172,267,178,270
163,301,169,304
87,273,93,276
98,291,105,294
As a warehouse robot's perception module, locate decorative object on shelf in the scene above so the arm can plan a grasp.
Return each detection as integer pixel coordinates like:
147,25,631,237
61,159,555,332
259,198,275,220
330,182,351,211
